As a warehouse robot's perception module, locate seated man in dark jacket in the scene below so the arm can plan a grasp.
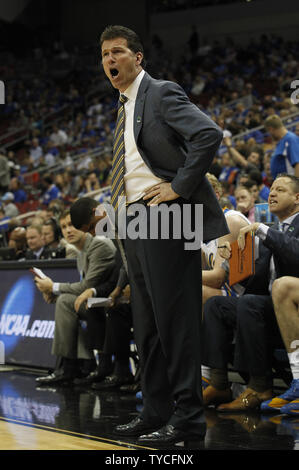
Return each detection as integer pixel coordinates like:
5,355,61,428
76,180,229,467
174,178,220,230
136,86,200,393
73,248,134,389
25,223,51,260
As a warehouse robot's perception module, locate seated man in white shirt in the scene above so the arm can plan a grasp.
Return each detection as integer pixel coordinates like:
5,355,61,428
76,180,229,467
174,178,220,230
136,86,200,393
201,173,252,390
50,124,68,147
202,173,251,306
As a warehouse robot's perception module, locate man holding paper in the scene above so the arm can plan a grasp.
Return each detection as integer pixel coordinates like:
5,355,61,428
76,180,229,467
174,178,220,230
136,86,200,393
34,209,116,385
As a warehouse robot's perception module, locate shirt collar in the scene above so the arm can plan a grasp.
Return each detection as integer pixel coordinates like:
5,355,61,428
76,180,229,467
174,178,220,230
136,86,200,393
281,212,299,226
34,247,44,258
122,69,145,102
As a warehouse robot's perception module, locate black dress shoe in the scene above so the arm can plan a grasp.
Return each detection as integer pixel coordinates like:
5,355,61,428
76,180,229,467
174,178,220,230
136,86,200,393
91,374,133,391
73,368,110,386
119,382,141,394
138,424,206,446
114,416,165,437
35,369,76,386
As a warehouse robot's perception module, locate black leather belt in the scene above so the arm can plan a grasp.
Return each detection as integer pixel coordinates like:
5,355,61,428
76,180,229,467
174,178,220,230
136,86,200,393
127,197,150,206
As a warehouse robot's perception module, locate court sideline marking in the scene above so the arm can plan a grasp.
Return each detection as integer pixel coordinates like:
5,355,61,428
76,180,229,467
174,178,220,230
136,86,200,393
0,416,155,450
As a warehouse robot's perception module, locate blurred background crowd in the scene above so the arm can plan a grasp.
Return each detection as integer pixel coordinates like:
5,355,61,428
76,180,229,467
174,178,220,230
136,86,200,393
1,6,299,259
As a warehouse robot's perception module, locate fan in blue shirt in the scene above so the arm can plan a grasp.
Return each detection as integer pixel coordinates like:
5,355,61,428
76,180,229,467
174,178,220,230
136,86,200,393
264,115,299,179
41,176,61,206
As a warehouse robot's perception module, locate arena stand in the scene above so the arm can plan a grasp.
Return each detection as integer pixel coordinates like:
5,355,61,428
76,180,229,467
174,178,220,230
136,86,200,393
1,31,299,248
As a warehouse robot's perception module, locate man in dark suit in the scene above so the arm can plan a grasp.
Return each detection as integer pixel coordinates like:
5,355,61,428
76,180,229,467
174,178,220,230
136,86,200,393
25,223,51,260
77,25,228,445
72,244,134,390
202,174,299,411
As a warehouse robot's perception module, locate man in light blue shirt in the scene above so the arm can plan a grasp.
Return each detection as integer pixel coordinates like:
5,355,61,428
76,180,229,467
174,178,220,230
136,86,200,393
264,115,299,179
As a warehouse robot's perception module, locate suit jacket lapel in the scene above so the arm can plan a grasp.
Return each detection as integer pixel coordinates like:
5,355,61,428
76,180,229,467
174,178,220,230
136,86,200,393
134,72,150,143
77,233,92,279
273,214,299,277
285,213,299,236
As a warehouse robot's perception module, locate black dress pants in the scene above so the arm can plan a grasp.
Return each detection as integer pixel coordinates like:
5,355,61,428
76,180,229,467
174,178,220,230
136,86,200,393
202,294,283,377
86,304,132,356
85,307,106,351
124,202,203,432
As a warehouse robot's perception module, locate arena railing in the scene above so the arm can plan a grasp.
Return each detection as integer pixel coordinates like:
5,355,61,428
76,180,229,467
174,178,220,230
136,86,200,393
0,211,38,228
0,185,112,238
210,94,254,116
83,186,111,200
0,80,113,151
21,144,112,187
230,109,299,142
0,104,71,150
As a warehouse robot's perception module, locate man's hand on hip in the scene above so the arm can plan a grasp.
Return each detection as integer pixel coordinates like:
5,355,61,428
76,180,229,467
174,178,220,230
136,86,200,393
143,182,180,206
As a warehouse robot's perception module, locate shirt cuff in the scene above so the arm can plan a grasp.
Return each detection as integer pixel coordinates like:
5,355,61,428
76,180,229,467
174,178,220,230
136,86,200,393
52,283,60,295
255,223,270,241
221,259,230,275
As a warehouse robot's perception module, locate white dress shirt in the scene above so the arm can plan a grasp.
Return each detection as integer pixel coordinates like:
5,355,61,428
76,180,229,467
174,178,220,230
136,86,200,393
33,247,44,260
256,212,298,292
122,69,165,204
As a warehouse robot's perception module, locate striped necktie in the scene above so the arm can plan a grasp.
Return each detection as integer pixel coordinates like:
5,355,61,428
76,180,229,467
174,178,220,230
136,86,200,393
111,94,128,211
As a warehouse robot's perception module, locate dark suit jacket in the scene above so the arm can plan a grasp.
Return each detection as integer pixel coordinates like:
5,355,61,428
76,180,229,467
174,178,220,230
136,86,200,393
244,213,299,295
94,248,124,298
58,234,116,296
25,246,51,260
134,71,228,243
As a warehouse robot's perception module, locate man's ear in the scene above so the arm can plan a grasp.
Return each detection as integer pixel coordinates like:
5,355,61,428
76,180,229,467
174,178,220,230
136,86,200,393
136,52,143,65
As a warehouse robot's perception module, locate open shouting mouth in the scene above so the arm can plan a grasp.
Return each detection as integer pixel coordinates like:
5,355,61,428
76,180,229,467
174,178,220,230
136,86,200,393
110,68,119,79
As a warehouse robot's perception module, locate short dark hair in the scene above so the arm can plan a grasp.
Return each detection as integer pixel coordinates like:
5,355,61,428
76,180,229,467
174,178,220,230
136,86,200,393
70,197,98,230
243,179,258,191
43,217,62,242
59,209,70,222
276,173,299,193
100,25,146,67
251,145,264,160
43,175,53,185
235,185,252,196
248,169,263,186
